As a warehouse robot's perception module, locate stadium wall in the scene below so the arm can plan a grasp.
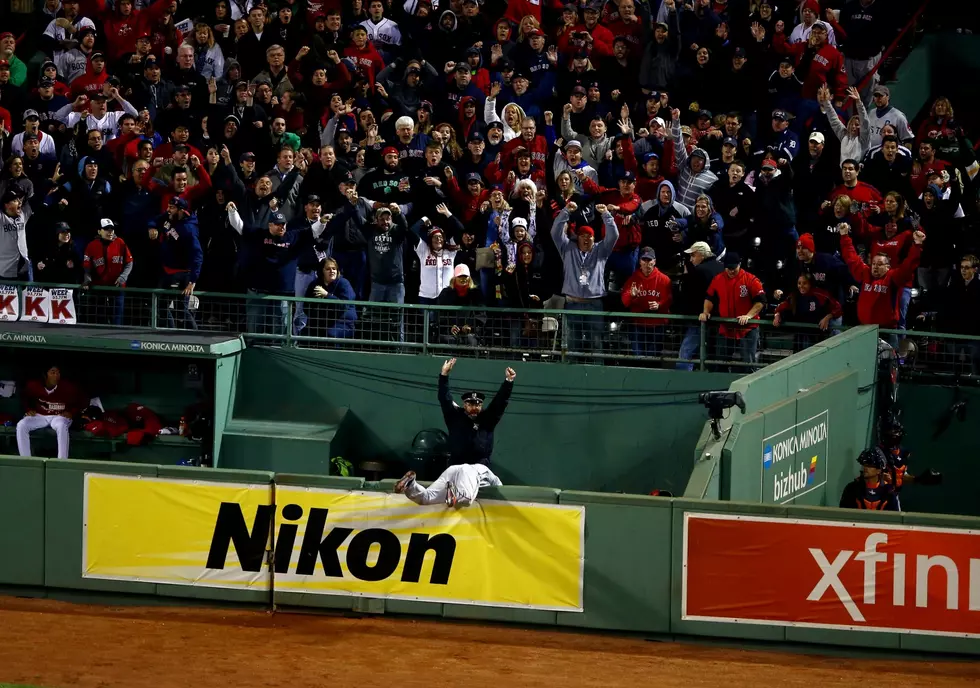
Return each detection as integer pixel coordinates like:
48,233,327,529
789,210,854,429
232,348,738,495
2,456,978,657
684,326,879,504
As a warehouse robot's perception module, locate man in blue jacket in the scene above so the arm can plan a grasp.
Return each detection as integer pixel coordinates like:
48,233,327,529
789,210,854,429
148,197,203,329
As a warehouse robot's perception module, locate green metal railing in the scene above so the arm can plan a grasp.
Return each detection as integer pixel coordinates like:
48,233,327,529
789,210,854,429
2,282,976,375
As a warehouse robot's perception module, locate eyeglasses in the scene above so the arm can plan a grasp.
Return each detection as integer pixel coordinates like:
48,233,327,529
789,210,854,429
961,264,975,270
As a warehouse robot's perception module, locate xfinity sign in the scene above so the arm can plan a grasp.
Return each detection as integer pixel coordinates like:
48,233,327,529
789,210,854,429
762,410,829,504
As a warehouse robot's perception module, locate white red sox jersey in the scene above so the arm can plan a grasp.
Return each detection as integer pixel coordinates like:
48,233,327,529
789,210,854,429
60,100,139,142
43,16,97,44
416,243,457,299
360,18,402,48
53,47,91,84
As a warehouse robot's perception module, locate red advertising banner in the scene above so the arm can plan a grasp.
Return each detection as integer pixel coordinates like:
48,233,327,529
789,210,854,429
682,513,980,637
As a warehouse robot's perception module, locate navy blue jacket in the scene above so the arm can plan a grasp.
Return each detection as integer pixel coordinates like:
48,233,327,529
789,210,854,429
242,225,303,294
150,212,203,283
439,373,513,466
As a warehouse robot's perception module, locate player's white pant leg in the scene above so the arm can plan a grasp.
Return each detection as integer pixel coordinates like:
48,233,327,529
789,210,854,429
478,465,502,488
16,415,53,457
49,416,72,459
404,467,458,505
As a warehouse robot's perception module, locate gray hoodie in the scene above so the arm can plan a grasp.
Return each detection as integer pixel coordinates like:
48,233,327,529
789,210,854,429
0,203,31,279
672,119,718,210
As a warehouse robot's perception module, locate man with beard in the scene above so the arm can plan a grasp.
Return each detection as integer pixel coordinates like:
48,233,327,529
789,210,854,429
358,146,413,211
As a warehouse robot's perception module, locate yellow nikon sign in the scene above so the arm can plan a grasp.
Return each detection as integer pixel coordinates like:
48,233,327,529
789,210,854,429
83,474,585,612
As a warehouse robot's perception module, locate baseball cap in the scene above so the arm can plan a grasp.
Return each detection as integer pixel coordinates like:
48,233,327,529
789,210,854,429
306,194,322,204
680,125,693,136
169,197,189,211
91,51,106,60
808,131,826,145
418,100,433,112
761,157,778,170
797,233,816,253
497,57,515,72
778,56,795,67
641,152,660,164
722,136,738,147
100,218,116,229
619,170,636,182
90,91,108,100
564,139,582,151
224,114,241,126
723,251,742,268
270,212,287,224
39,77,55,87
511,70,529,82
639,247,656,261
467,131,485,143
811,20,828,31
733,47,747,59
454,62,470,73
23,109,39,121
652,116,666,129
511,217,528,229
143,55,159,68
375,205,393,217
23,133,38,142
240,151,256,162
655,21,669,30
771,109,792,121
465,172,483,184
698,109,713,120
873,85,890,97
54,222,71,234
175,84,192,93
527,28,545,37
173,143,190,153
454,263,471,278
382,145,399,157
571,85,587,96
684,241,714,256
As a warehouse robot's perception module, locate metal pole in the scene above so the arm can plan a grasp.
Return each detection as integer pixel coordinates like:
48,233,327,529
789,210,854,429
285,301,294,348
698,319,707,371
422,309,429,356
150,292,158,329
560,312,568,363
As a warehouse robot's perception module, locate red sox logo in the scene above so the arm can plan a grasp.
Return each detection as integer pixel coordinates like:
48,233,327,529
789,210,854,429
739,285,748,298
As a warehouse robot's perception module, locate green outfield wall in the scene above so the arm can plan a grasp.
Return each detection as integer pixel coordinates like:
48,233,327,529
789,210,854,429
2,456,978,656
232,348,737,495
685,327,879,505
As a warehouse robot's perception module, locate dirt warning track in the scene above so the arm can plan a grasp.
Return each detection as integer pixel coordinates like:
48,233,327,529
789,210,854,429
0,597,977,688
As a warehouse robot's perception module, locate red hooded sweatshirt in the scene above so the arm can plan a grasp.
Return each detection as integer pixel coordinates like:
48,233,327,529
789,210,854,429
841,234,921,327
447,177,491,223
863,227,915,287
70,60,110,99
622,266,673,326
772,31,847,100
457,96,480,142
557,22,615,60
501,134,548,177
582,177,642,250
97,0,173,62
343,42,385,87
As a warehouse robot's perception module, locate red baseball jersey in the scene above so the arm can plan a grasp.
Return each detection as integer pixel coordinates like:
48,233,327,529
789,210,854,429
706,268,765,338
22,380,83,416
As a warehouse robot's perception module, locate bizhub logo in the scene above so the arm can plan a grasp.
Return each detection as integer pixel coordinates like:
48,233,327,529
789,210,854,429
763,444,774,470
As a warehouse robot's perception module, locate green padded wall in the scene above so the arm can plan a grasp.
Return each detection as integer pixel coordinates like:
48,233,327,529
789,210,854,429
235,348,738,494
0,456,46,586
557,491,671,633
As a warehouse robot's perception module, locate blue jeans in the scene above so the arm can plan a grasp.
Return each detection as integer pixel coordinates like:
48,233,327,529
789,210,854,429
292,269,318,334
714,328,760,369
675,326,701,371
898,287,911,330
629,324,664,358
606,248,639,293
369,282,406,343
564,299,604,353
246,289,289,339
334,250,366,299
158,272,197,330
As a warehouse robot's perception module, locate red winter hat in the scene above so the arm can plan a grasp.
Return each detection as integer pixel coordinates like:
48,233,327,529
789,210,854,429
382,145,399,157
803,0,820,14
797,233,815,253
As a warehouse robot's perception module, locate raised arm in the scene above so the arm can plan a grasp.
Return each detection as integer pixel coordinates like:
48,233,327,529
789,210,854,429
483,368,516,429
551,208,571,250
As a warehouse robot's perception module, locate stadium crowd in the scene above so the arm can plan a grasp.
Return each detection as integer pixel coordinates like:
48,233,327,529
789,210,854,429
0,0,978,364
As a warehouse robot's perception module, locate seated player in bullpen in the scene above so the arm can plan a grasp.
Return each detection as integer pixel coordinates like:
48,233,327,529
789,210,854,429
395,358,515,507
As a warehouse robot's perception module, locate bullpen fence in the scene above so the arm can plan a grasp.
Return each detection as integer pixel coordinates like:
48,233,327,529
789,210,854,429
5,282,975,375
2,455,979,655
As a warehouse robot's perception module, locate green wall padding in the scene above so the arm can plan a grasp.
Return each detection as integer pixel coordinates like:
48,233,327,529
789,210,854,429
0,456,46,586
557,491,671,633
235,348,737,494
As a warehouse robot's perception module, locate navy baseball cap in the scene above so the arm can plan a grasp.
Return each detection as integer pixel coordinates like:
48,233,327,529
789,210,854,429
722,136,738,147
169,197,189,211
619,170,636,182
639,247,656,260
723,251,742,268
270,212,287,224
54,222,71,234
468,131,485,143
465,172,483,184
